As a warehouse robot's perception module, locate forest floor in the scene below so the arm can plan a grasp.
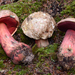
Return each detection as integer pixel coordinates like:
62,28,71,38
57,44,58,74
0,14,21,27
0,0,75,75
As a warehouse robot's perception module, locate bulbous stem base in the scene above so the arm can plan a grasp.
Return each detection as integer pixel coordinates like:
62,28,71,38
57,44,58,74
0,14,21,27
58,29,75,70
0,23,34,64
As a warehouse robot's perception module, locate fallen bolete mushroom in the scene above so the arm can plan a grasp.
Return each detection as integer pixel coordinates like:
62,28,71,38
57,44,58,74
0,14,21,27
57,18,75,70
21,11,56,47
0,10,34,64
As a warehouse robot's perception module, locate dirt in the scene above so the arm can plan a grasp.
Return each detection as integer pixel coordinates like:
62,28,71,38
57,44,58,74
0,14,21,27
0,0,75,75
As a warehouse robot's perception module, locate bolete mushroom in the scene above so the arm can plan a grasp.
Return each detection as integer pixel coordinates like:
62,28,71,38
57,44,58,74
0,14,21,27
0,10,34,64
21,11,56,47
57,18,75,70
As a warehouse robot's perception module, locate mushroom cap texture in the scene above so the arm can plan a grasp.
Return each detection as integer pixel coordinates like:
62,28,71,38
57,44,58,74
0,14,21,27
0,10,19,35
21,11,56,40
57,18,75,32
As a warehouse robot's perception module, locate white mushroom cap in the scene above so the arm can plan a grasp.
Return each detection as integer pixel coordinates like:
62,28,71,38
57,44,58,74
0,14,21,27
21,11,56,40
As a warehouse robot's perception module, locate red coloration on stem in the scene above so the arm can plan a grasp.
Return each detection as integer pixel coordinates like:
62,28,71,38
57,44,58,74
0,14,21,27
58,29,75,70
57,18,75,70
35,39,49,47
0,23,34,64
59,29,75,57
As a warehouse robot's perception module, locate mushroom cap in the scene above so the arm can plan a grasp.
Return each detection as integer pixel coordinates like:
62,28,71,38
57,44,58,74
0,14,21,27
0,10,19,35
57,18,75,32
21,11,56,40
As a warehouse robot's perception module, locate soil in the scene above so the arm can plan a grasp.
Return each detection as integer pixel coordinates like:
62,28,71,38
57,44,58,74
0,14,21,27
0,0,75,75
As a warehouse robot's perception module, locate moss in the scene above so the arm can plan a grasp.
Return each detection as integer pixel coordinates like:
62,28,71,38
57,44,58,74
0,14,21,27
14,65,22,71
0,0,42,23
8,70,12,74
13,65,30,75
36,61,43,68
68,68,75,75
57,66,61,70
33,43,58,73
44,62,49,67
32,44,39,54
0,0,44,45
55,16,61,23
16,68,30,75
61,0,75,17
32,43,58,61
17,70,26,75
47,73,51,75
0,60,5,68
0,45,8,60
46,43,58,53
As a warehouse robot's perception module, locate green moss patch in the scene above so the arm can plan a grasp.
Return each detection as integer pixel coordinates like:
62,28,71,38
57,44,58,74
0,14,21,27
32,43,58,61
61,0,75,17
0,60,5,68
0,0,42,23
0,45,8,60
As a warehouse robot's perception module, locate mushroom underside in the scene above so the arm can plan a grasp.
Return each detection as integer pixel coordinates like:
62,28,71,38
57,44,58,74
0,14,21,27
0,16,18,34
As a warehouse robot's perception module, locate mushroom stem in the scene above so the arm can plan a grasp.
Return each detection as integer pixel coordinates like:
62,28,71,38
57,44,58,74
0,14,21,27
35,39,49,47
0,23,34,64
59,29,75,56
58,29,75,69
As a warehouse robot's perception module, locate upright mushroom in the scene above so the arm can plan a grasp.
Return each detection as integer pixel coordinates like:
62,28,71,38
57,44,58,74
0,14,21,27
21,11,56,47
57,18,75,70
0,10,34,64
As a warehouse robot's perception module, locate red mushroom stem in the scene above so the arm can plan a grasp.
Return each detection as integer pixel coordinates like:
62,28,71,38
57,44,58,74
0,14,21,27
35,39,49,47
59,29,75,57
0,23,34,64
58,29,75,69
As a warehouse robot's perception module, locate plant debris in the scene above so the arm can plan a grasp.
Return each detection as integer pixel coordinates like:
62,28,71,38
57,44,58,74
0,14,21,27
0,0,75,75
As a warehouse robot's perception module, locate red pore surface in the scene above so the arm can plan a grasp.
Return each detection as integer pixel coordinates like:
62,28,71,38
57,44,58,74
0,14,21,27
0,16,18,34
58,29,75,70
0,23,34,64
